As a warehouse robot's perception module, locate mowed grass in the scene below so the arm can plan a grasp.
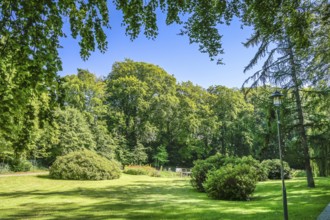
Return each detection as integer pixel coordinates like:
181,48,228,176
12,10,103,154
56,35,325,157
0,174,329,220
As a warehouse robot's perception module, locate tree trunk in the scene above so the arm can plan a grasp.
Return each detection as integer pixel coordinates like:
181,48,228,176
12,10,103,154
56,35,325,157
288,43,315,188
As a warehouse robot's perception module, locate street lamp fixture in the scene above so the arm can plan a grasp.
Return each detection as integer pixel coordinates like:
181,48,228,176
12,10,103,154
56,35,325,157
270,90,289,220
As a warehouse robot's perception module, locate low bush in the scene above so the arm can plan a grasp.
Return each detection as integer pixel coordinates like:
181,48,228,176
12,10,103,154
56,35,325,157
190,154,266,192
190,153,225,192
291,169,306,177
123,165,160,177
0,163,11,174
238,156,268,181
49,150,121,180
203,164,257,201
261,159,291,179
10,159,32,172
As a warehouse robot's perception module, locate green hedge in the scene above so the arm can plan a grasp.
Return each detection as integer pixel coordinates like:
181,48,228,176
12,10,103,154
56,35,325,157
49,150,121,180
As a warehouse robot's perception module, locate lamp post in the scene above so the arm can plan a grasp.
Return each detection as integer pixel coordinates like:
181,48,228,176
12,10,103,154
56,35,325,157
270,91,289,220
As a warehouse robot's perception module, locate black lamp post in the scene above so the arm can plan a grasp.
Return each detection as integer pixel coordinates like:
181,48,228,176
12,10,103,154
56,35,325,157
270,90,289,220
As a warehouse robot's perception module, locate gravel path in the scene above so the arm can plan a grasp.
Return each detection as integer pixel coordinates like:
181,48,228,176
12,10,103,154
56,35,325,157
318,203,330,220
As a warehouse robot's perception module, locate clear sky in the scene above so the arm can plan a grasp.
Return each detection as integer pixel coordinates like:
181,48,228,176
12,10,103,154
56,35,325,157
58,6,259,89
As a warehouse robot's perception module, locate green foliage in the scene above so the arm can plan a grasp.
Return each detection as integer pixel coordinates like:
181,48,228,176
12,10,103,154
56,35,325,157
49,150,121,180
51,107,96,159
123,165,160,177
204,164,257,201
238,156,268,181
10,159,32,172
291,169,306,178
208,86,254,156
107,60,177,165
190,153,225,192
153,145,169,167
261,159,291,180
1,0,328,188
191,154,266,192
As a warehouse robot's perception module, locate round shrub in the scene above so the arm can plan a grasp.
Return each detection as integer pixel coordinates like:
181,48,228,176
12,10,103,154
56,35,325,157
203,164,257,201
49,150,121,180
191,154,266,192
190,153,225,192
261,159,291,179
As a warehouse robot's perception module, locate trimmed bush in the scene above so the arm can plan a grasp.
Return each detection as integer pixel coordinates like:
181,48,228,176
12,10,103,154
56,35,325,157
203,164,257,201
261,159,291,179
123,165,160,177
49,150,121,180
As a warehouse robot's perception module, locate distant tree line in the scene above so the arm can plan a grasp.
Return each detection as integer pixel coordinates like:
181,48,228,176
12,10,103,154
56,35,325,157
0,59,329,179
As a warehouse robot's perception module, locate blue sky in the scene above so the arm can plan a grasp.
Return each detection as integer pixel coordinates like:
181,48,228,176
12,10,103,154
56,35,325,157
58,7,259,89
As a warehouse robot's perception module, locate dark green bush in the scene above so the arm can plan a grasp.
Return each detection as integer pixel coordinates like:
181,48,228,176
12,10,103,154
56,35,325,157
261,159,291,179
238,156,268,181
10,159,32,172
190,153,225,192
203,164,257,200
49,150,121,180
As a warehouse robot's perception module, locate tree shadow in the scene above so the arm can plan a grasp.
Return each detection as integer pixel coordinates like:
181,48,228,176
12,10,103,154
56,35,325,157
0,177,328,219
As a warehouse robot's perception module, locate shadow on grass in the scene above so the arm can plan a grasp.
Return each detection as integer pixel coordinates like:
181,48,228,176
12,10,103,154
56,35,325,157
0,177,328,219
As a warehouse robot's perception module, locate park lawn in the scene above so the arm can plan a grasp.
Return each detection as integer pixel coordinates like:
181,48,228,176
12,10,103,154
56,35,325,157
0,174,329,220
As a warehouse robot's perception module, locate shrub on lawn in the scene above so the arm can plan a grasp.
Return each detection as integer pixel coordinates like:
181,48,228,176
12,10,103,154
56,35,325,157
49,150,121,180
203,164,257,201
123,165,160,177
191,154,266,192
10,159,32,172
261,159,291,179
238,156,268,181
291,169,306,177
190,153,225,192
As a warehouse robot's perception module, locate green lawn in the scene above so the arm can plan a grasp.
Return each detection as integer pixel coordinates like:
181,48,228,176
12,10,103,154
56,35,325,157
0,174,329,220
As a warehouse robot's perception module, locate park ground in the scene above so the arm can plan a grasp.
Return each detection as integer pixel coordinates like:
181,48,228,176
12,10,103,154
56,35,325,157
0,174,329,220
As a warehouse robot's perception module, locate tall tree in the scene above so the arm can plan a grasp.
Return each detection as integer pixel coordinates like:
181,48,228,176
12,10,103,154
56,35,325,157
50,107,96,161
208,86,254,157
0,0,109,159
61,70,117,160
241,0,330,187
106,60,177,165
